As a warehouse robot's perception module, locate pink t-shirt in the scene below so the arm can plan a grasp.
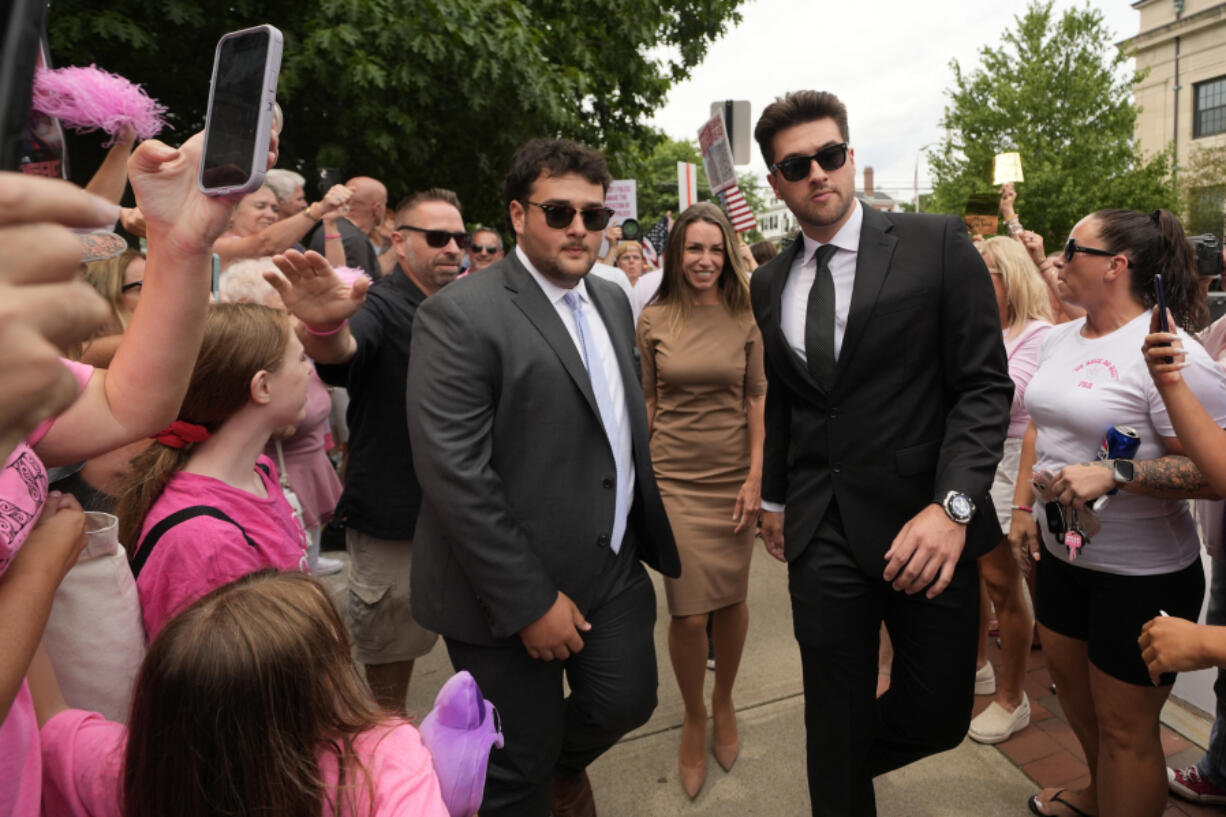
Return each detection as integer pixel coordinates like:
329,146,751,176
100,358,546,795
0,359,94,817
40,709,450,817
134,454,308,638
1003,320,1052,438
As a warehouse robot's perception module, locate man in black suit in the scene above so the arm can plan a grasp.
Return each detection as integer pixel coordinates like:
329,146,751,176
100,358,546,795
406,138,680,817
749,91,1013,816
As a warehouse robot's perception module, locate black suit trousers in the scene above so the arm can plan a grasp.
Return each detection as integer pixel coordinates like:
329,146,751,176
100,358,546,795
443,540,658,817
790,503,979,817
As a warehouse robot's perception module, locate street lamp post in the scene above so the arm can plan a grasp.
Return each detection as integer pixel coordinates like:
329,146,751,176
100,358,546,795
913,142,938,212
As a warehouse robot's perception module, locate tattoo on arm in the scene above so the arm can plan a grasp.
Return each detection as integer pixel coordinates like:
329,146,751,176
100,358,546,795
1133,455,1215,499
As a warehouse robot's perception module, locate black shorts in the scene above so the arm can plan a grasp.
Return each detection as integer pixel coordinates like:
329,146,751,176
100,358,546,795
1035,553,1205,686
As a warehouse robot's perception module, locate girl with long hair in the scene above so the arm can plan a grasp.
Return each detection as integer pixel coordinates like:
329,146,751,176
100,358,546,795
30,570,449,817
636,202,765,798
117,302,312,638
1019,209,1226,817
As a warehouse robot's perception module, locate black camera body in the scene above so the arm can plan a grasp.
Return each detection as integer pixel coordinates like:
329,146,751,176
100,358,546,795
1189,234,1223,278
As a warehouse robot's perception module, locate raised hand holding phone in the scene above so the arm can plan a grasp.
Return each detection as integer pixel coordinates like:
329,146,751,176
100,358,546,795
198,25,283,196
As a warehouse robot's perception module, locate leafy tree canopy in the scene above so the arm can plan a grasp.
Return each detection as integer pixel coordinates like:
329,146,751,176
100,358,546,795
47,0,744,228
928,0,1177,249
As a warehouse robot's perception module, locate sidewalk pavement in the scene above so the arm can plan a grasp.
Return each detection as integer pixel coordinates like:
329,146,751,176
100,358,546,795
321,541,1218,816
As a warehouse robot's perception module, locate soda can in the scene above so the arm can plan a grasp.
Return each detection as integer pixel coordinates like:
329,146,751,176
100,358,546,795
1098,425,1141,462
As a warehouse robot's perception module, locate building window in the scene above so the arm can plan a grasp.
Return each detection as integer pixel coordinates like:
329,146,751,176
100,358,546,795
1195,76,1226,138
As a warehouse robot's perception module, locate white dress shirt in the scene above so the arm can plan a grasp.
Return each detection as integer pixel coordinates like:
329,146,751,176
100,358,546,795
763,201,863,514
517,246,636,548
779,199,864,362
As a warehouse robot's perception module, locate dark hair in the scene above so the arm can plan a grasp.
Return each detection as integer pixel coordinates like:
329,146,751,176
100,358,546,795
750,240,778,265
504,138,611,209
395,188,462,220
649,202,751,330
754,91,849,168
1092,208,1208,332
123,571,386,817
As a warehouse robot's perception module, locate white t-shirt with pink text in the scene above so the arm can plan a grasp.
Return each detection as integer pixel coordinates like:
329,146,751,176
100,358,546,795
1026,311,1226,575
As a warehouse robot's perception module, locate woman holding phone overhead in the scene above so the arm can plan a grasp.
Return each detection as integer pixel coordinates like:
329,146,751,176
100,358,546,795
636,202,765,799
1017,208,1226,817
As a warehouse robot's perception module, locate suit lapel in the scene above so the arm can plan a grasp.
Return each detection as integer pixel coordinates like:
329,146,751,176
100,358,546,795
505,256,601,418
837,207,898,380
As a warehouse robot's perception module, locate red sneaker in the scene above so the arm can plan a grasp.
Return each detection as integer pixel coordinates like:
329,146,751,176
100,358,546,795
1169,766,1226,805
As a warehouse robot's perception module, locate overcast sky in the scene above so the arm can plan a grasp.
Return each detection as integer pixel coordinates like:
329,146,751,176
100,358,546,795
646,0,1139,206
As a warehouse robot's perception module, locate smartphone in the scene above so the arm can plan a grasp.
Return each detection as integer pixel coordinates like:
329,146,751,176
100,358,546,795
0,0,46,171
1154,273,1173,364
198,24,283,196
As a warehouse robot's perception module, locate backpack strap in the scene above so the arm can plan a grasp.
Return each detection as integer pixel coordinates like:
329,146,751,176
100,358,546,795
130,506,256,579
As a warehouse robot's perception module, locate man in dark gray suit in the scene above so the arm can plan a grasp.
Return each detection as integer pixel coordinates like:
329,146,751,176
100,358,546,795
406,138,680,817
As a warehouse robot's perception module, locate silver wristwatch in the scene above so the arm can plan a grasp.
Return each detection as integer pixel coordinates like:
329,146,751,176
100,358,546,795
938,491,975,525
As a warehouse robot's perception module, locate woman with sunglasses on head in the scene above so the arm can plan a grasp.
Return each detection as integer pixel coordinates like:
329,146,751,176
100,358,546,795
1018,208,1226,817
636,202,765,799
29,570,450,817
966,237,1053,746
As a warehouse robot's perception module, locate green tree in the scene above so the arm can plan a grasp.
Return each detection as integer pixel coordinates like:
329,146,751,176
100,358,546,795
47,0,744,227
928,1,1176,249
610,135,764,241
1180,143,1226,238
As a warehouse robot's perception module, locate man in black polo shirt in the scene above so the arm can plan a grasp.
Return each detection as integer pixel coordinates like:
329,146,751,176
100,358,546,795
271,188,468,712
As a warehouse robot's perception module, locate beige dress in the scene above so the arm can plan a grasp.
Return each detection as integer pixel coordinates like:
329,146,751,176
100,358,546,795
637,303,766,616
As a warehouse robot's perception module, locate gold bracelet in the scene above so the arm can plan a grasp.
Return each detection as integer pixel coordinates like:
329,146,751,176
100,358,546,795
304,203,320,221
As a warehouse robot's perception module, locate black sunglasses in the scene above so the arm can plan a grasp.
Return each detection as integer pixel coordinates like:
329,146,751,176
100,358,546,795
523,201,616,232
470,244,499,255
771,142,850,182
1063,238,1117,264
121,280,143,293
396,225,472,249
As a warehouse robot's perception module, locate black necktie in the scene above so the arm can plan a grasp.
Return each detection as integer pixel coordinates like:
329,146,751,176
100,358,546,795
804,243,839,387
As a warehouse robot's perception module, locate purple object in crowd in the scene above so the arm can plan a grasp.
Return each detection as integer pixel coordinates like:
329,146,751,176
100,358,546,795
418,670,504,817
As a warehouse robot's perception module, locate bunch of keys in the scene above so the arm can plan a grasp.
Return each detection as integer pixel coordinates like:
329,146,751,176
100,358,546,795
1044,500,1091,560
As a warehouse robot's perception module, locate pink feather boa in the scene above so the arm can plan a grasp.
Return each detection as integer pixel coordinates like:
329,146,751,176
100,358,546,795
333,266,372,290
32,65,168,144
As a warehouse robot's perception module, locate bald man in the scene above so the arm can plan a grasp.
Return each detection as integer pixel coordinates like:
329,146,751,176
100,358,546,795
308,175,387,280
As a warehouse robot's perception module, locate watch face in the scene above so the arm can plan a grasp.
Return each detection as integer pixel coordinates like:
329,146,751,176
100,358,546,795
951,495,972,518
1115,460,1135,482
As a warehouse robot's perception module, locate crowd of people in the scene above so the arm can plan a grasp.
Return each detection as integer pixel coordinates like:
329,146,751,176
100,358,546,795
11,70,1226,817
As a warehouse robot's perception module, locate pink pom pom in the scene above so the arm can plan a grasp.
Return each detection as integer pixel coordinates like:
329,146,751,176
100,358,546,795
333,266,372,289
32,65,169,144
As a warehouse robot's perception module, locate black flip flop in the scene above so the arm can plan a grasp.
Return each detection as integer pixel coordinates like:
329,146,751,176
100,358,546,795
1027,789,1096,817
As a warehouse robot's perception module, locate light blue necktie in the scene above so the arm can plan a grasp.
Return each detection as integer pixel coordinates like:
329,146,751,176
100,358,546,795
563,291,627,554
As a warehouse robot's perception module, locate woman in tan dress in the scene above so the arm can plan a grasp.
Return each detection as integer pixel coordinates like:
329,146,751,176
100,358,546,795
636,202,766,799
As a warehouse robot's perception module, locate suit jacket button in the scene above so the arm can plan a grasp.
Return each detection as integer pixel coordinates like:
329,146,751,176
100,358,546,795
832,463,842,473
602,477,614,489
597,534,610,547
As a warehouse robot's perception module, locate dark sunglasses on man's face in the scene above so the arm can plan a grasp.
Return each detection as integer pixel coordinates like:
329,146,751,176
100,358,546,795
470,244,499,255
771,142,850,183
523,201,616,232
1063,237,1117,264
396,225,472,249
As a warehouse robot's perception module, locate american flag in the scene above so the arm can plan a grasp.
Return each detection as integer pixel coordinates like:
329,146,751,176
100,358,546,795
642,215,671,267
717,184,758,234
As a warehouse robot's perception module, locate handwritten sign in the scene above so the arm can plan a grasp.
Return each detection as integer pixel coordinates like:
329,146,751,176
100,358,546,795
993,152,1024,185
606,180,637,224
